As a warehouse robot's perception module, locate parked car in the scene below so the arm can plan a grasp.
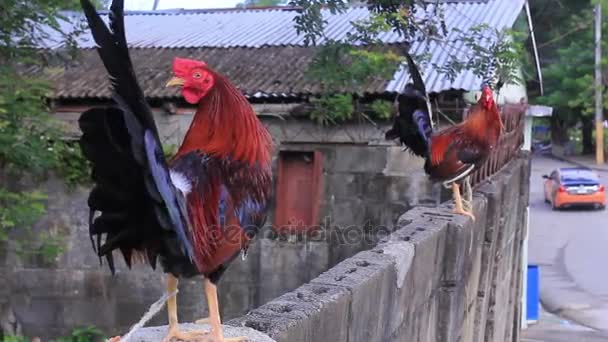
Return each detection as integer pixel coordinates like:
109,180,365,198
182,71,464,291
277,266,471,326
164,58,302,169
543,167,606,210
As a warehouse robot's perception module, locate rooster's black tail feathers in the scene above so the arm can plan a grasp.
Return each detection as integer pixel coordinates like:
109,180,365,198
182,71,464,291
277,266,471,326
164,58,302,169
79,0,195,273
80,0,157,133
385,51,434,159
79,107,163,272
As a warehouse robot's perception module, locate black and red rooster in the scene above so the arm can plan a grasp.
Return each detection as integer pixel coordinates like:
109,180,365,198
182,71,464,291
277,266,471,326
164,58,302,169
386,52,503,220
78,0,272,341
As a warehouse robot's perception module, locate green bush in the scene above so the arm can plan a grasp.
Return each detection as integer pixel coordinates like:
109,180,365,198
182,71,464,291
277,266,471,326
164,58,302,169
52,326,104,342
0,0,96,260
310,94,355,125
2,326,104,342
52,141,91,188
369,99,394,120
305,42,402,125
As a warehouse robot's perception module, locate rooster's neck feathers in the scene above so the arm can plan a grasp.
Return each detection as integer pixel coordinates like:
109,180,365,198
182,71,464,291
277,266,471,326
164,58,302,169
463,102,501,143
175,72,272,167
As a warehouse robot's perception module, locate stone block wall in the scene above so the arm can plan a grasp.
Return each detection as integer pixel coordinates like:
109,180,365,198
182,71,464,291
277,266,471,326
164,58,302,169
223,153,529,342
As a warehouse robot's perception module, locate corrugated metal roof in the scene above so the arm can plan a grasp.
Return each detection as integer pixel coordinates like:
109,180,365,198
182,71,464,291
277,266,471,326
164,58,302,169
38,45,403,100
46,7,401,49
386,0,526,93
42,0,525,98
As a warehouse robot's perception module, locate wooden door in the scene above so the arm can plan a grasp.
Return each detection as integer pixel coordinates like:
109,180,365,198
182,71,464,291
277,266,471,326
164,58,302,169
273,150,323,234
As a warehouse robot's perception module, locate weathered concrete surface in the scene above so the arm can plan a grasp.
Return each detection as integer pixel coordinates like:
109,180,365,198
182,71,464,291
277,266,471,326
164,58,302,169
0,152,527,341
227,153,529,342
0,140,428,339
0,178,211,339
1,107,527,340
126,323,275,342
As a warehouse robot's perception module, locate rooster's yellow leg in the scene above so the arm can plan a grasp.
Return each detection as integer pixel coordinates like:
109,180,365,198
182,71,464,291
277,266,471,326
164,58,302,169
202,278,247,342
195,317,210,325
162,274,208,342
452,183,475,221
462,177,473,212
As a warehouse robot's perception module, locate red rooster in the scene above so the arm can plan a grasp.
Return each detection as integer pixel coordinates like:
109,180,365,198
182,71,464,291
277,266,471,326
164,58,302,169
78,1,272,341
385,52,503,220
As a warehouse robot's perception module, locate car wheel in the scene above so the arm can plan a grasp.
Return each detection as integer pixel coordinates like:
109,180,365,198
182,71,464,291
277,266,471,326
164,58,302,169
599,205,606,211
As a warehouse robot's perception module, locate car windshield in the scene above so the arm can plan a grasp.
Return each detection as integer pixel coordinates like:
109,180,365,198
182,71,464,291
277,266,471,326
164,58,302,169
560,169,599,183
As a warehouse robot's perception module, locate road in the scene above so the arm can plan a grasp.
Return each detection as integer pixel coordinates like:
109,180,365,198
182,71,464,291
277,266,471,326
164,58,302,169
528,156,608,334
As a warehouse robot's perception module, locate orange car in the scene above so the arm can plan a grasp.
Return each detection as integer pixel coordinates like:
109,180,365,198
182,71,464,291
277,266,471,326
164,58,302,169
543,167,606,210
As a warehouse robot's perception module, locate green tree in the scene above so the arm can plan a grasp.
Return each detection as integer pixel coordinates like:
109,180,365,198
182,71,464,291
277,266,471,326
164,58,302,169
0,0,91,260
529,0,608,153
289,0,527,124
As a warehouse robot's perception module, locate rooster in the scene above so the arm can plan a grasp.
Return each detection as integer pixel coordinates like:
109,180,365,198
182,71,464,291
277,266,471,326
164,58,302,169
78,1,272,341
385,53,502,220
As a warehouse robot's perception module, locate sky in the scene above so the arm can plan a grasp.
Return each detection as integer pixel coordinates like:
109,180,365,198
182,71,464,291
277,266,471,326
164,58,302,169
124,0,242,10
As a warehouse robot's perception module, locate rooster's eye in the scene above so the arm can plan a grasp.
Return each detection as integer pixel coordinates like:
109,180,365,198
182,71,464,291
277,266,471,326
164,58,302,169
193,72,202,79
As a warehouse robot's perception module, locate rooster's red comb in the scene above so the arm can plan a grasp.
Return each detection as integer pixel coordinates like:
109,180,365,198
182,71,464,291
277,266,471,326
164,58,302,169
172,57,208,77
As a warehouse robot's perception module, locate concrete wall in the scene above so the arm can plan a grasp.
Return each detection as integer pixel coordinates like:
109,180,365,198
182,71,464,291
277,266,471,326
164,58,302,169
1,108,529,341
224,152,530,342
0,181,208,339
0,119,433,339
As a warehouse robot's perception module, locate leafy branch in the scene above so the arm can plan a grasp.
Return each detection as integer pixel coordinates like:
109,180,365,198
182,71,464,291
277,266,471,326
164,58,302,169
304,42,401,124
292,0,527,124
0,0,95,260
430,25,525,86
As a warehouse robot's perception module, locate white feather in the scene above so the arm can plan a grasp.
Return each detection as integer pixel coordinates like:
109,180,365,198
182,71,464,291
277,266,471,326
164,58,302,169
170,170,192,194
441,164,475,188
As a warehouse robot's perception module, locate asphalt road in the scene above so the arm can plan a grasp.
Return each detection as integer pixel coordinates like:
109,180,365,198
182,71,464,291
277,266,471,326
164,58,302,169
528,156,608,334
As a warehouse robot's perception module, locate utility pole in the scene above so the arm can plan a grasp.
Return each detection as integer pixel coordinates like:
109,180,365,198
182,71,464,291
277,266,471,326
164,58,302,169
595,2,604,164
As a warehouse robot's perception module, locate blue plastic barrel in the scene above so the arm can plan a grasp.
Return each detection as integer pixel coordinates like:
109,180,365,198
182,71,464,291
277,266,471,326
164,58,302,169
527,265,540,321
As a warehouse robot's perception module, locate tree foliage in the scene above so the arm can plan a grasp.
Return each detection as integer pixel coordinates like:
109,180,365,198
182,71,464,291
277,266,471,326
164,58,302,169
529,0,608,152
290,0,527,124
0,0,93,260
539,9,608,116
304,42,402,124
306,45,402,92
236,0,286,8
3,325,104,342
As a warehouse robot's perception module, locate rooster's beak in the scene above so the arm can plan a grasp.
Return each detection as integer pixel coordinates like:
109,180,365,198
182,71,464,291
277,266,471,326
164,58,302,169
166,77,185,88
